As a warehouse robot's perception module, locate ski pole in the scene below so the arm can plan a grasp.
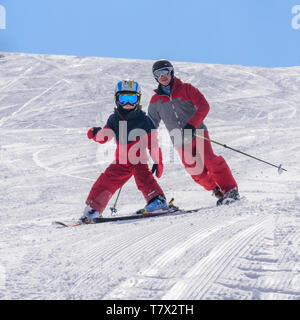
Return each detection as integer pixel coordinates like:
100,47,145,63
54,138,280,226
110,187,122,215
195,134,287,174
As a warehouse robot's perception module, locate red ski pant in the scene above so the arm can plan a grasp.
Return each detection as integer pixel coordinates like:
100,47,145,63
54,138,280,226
177,131,237,194
86,163,165,213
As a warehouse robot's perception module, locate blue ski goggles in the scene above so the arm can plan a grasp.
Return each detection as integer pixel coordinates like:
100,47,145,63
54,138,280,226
153,67,173,79
116,93,140,106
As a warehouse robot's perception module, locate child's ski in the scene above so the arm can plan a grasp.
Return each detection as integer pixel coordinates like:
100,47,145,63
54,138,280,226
53,205,207,228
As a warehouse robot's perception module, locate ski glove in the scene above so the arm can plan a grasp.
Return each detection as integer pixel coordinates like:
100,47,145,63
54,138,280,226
87,127,102,139
182,123,196,144
151,163,163,179
183,123,196,136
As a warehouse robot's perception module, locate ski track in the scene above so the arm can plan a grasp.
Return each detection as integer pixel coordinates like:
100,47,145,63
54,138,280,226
103,216,267,300
71,213,233,299
32,149,94,182
0,53,299,300
0,79,68,127
162,217,269,299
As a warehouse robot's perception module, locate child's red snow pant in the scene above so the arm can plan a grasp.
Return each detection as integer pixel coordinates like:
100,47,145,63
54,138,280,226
177,130,238,195
86,163,165,213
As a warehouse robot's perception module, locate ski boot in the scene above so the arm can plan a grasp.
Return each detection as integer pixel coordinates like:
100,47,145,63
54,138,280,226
142,195,168,213
212,186,223,199
80,205,102,224
216,188,240,206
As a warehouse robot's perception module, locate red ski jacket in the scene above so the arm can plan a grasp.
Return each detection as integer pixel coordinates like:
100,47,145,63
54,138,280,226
148,77,210,148
90,108,162,166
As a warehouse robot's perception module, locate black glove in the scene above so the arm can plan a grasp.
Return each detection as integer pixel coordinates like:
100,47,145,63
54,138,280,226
151,163,163,178
93,127,102,136
87,127,102,139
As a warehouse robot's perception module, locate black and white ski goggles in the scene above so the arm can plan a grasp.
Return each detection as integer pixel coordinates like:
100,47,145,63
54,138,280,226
153,67,174,79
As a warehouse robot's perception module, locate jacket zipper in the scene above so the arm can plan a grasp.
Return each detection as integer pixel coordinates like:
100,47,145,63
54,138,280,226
158,92,182,128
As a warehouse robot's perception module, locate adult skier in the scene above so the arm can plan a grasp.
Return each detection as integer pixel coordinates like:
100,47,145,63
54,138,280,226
148,60,240,205
80,80,167,224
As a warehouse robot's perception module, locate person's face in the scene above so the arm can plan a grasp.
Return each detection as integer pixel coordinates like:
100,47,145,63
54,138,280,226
157,74,172,87
122,103,136,110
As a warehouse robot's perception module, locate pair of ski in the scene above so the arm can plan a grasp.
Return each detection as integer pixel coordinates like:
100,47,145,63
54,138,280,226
54,200,205,228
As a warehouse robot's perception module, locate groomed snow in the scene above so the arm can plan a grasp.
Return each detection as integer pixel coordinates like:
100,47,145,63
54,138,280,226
0,52,299,300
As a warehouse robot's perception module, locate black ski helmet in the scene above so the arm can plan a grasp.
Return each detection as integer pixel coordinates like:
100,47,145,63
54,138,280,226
152,60,174,79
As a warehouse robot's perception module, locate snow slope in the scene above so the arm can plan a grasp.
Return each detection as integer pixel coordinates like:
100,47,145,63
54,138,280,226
0,52,299,300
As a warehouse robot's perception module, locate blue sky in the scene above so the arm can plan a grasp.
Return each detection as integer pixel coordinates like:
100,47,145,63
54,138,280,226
0,0,300,67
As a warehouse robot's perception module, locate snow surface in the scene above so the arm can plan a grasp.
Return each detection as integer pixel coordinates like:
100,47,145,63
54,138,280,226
0,52,299,300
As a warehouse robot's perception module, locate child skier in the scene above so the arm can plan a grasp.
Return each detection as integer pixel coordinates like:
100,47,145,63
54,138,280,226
80,80,168,224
